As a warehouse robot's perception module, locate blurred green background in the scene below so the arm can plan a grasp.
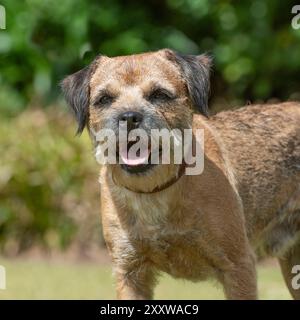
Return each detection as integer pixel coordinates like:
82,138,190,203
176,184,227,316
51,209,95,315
0,0,299,256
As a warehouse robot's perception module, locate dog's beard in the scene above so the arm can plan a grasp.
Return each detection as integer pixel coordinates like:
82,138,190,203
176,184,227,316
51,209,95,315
94,127,188,193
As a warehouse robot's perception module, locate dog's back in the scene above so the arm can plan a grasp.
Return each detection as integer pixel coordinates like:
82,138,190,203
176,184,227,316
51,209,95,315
211,102,300,256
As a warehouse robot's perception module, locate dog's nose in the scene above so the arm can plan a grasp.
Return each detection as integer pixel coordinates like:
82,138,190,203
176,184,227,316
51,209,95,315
118,111,143,129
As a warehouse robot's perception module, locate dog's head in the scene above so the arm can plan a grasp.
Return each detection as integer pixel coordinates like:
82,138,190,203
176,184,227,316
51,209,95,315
61,49,211,191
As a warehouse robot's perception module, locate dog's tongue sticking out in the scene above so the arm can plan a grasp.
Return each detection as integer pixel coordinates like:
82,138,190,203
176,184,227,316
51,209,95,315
119,147,150,166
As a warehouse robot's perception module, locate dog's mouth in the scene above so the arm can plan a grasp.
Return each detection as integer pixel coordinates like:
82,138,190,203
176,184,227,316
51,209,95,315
117,140,160,174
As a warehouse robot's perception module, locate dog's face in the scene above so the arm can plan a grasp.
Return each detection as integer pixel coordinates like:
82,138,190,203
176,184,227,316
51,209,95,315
61,49,211,189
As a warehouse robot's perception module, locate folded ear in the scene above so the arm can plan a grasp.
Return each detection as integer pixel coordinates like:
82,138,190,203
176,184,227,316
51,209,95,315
60,56,100,134
165,50,212,116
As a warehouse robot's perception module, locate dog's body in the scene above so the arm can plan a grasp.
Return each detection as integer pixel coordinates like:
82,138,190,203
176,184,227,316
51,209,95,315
61,49,300,299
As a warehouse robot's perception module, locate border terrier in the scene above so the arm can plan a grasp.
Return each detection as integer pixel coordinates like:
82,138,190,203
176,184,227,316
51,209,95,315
61,49,300,299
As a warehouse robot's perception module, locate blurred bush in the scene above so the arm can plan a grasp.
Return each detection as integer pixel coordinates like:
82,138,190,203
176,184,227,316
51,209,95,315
0,108,102,254
0,0,300,116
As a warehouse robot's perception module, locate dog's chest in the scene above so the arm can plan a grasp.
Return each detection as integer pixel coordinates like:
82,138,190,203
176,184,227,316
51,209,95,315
125,191,172,225
123,194,216,280
113,192,215,280
131,227,216,280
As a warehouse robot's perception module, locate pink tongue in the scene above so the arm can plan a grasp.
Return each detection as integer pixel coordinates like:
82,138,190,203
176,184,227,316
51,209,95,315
119,147,150,166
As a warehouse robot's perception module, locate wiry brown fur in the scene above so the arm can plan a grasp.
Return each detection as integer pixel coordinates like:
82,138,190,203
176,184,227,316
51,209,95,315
61,49,300,300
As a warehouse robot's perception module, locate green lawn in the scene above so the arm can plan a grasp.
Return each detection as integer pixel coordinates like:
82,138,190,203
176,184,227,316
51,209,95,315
0,258,291,299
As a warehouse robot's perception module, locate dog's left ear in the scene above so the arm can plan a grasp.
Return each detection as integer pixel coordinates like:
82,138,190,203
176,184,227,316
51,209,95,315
165,50,212,116
60,56,100,134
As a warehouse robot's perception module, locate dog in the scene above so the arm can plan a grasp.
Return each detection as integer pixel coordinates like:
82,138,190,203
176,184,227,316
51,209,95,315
61,49,300,299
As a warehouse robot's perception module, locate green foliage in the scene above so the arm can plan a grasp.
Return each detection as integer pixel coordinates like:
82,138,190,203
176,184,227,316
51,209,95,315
0,109,101,253
0,0,300,115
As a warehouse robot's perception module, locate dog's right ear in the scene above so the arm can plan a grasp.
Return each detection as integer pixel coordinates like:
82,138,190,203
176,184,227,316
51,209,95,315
60,56,100,135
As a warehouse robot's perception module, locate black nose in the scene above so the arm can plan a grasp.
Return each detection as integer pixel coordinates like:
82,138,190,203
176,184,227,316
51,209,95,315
118,111,143,129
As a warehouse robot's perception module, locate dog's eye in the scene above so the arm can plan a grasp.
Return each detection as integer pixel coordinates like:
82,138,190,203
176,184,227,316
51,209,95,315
148,89,174,102
94,94,114,106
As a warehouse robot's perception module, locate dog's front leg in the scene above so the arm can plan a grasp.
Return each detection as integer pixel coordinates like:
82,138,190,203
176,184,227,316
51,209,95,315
114,263,156,300
220,250,257,300
104,233,157,299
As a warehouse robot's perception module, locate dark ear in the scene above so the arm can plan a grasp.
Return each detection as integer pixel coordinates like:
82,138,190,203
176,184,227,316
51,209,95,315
165,50,212,116
60,57,100,134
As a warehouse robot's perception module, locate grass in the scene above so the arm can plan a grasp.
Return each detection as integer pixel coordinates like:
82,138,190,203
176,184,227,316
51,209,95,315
0,258,291,299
